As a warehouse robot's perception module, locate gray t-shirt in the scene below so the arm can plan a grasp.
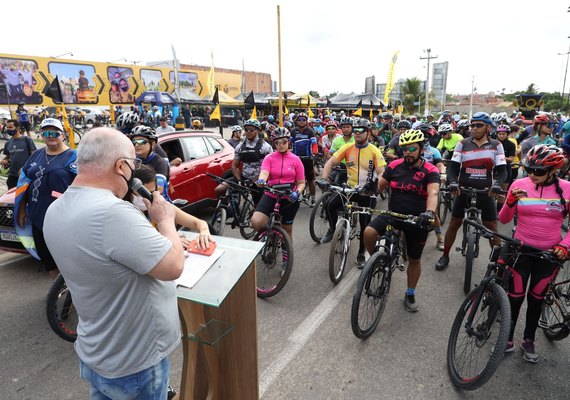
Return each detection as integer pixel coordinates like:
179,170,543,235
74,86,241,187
3,136,36,177
44,186,180,378
234,136,273,180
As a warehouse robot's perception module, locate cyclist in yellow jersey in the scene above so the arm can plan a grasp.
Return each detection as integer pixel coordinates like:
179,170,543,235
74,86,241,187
317,119,386,266
436,123,463,159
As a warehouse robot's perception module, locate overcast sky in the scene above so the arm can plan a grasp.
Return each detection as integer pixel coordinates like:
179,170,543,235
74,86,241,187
5,0,570,96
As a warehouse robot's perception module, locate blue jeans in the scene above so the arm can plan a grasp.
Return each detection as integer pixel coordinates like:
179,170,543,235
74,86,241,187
79,357,170,400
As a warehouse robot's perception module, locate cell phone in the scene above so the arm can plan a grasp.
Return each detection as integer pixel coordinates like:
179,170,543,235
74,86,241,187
186,240,216,257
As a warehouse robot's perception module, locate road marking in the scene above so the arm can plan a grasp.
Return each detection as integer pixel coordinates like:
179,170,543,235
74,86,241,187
0,254,31,268
259,267,359,398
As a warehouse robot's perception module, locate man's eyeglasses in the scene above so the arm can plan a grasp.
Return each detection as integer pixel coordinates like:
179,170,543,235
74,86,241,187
524,166,550,177
132,139,149,146
274,138,289,146
121,157,142,170
470,123,486,129
401,145,419,153
353,127,368,134
42,130,62,138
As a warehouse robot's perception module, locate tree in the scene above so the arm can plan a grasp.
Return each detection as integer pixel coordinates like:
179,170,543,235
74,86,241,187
400,78,423,114
525,84,538,94
309,90,320,98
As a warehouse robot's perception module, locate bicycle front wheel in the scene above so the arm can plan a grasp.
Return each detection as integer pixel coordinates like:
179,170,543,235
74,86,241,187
329,219,349,284
464,225,476,294
211,206,227,236
447,282,511,391
46,274,78,342
351,251,390,339
438,191,449,225
255,226,293,298
238,200,256,239
309,192,331,243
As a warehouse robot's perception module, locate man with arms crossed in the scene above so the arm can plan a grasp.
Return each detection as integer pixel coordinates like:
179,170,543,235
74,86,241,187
44,127,185,399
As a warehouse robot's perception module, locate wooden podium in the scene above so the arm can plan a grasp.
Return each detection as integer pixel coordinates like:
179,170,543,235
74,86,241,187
176,234,263,400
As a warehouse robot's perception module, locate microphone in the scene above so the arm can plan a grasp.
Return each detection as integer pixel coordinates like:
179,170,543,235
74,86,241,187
131,178,153,202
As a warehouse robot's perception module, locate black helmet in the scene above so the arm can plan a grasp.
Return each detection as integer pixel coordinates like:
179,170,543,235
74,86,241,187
130,125,157,141
353,118,371,130
397,120,412,130
116,111,140,134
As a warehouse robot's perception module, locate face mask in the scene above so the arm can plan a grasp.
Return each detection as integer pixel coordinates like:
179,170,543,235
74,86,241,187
132,195,147,211
120,161,135,200
6,129,17,136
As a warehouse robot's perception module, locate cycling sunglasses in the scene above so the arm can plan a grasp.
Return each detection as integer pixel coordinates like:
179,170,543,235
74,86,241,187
353,127,368,134
470,123,486,128
524,166,550,177
132,139,149,146
42,130,62,138
401,145,419,153
274,138,289,145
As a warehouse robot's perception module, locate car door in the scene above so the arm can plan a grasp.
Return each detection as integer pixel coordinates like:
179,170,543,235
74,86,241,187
169,135,213,203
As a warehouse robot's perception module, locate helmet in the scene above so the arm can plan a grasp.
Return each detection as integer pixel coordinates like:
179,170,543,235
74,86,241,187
295,112,308,120
244,119,261,129
416,123,436,137
266,124,276,134
260,121,268,130
284,121,294,129
192,119,202,128
471,112,494,126
457,119,470,129
325,120,338,128
399,129,425,146
497,112,509,123
438,123,453,134
524,145,565,170
397,120,412,130
231,125,242,133
130,125,157,141
267,115,275,122
426,113,434,118
496,124,511,133
354,118,371,130
153,106,158,110
491,113,500,123
271,127,291,141
116,111,140,133
308,118,315,124
382,113,393,120
339,116,354,126
533,114,552,125
314,118,321,124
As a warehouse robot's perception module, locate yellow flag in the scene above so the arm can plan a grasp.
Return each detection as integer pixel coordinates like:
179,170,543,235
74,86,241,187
250,105,257,120
353,108,362,117
60,104,75,148
210,104,221,121
308,108,314,118
285,105,289,115
383,51,399,105
369,108,373,122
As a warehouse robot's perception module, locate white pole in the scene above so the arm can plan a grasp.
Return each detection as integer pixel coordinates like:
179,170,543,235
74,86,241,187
469,75,474,119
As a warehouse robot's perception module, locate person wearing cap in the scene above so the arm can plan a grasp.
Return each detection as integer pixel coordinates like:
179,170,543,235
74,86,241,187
1,119,36,188
16,118,77,279
155,116,175,134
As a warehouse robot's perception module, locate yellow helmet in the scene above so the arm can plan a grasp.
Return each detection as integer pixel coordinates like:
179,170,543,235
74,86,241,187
399,129,424,146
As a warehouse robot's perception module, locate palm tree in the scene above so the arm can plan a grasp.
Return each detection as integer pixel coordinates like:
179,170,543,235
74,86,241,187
525,84,538,94
400,78,423,114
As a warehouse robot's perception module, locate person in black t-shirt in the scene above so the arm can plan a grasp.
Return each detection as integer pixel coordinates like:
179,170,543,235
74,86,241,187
1,119,36,188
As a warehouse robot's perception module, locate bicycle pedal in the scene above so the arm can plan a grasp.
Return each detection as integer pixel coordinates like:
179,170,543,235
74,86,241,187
397,264,406,271
455,247,462,252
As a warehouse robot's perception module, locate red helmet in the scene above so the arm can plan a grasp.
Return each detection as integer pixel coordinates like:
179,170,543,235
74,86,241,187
524,145,565,170
325,120,337,128
533,114,551,125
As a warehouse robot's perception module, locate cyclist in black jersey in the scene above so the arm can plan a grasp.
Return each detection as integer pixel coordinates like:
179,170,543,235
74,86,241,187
130,125,170,179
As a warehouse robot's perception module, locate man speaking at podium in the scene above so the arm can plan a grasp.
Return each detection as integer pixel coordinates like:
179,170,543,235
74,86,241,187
44,127,185,399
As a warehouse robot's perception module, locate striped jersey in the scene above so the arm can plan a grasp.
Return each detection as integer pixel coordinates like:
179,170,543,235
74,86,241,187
451,137,506,189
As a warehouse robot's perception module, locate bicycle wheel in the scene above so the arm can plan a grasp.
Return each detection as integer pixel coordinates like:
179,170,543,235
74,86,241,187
309,192,331,243
542,279,570,341
447,282,511,391
438,191,449,225
329,219,349,284
351,251,390,339
211,207,227,236
46,274,78,342
464,225,475,294
399,231,408,262
254,226,293,298
238,200,256,239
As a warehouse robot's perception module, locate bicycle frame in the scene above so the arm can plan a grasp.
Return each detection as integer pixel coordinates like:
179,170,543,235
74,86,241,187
460,188,485,258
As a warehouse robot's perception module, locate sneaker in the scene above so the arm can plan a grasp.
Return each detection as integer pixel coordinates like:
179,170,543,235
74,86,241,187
167,386,177,400
404,294,419,312
505,340,515,353
320,230,333,244
356,252,366,269
310,199,316,208
435,254,449,271
520,339,539,363
437,238,444,251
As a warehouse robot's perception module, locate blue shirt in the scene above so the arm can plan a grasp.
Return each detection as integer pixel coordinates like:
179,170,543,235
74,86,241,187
16,108,29,123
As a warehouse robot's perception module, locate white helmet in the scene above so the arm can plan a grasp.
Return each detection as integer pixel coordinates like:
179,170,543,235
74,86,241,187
438,123,453,134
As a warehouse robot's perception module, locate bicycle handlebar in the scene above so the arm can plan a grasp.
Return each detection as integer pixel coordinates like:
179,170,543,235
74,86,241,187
206,173,253,193
462,218,564,265
346,205,427,225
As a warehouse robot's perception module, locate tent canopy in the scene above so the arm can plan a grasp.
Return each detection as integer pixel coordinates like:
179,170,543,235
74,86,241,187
134,91,178,105
202,91,242,105
326,93,384,108
288,93,319,107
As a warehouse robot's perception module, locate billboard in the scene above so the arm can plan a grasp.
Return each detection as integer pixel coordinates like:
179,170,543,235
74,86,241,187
0,53,242,107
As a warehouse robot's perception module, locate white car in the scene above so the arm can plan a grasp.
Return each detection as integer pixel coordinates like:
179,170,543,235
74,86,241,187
0,107,11,120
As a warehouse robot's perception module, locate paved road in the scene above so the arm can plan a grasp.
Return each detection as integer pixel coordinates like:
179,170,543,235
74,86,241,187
1,193,570,399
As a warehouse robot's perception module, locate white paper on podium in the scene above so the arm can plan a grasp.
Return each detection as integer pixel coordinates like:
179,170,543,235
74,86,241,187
175,248,225,289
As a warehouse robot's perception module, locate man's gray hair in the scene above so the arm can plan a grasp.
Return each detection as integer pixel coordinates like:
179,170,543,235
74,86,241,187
77,128,133,174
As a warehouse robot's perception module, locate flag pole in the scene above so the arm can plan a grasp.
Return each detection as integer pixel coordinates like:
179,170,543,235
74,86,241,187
277,5,283,127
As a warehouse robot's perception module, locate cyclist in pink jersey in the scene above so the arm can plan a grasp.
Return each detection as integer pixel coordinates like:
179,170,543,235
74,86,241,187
499,145,570,363
251,127,305,241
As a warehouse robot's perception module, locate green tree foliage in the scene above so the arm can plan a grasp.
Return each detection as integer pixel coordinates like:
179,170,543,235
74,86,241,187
309,90,320,98
400,78,423,114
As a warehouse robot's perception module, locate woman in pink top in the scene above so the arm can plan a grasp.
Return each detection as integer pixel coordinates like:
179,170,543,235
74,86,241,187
251,127,305,241
498,145,570,363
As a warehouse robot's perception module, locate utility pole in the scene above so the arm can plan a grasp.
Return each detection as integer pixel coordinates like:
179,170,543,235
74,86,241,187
420,49,437,116
469,76,475,119
559,36,570,105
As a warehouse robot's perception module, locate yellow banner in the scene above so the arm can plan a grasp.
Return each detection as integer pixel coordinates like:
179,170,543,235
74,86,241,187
383,51,399,105
207,51,215,96
353,108,362,117
250,105,257,120
210,104,221,121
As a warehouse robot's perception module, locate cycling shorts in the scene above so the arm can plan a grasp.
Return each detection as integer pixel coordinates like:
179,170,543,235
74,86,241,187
451,192,497,221
367,215,428,260
301,158,315,181
256,194,300,225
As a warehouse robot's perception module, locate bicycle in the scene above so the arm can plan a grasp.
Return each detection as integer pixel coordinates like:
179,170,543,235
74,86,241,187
46,273,77,342
350,209,422,339
253,184,296,298
326,185,367,284
437,183,452,226
207,173,257,239
447,218,563,390
539,256,570,341
455,187,505,294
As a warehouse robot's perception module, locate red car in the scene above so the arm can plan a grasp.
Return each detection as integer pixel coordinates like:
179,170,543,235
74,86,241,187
0,130,234,254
